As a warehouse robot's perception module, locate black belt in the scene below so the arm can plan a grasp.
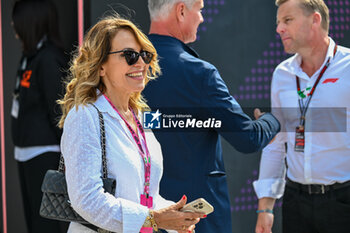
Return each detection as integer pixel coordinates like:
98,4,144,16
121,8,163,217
286,178,350,195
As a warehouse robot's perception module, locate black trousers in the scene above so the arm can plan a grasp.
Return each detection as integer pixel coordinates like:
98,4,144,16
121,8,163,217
282,183,350,233
17,151,69,233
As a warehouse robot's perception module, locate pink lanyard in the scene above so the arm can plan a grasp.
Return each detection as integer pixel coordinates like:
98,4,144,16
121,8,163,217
103,94,151,196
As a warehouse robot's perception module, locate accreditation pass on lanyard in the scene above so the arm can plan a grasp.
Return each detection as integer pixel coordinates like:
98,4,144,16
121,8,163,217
294,45,337,152
103,95,153,233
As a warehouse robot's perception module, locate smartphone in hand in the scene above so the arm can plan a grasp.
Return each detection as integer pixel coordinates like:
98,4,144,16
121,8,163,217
181,198,214,215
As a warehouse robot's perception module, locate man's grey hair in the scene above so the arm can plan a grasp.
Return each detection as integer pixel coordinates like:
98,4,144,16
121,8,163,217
148,0,197,21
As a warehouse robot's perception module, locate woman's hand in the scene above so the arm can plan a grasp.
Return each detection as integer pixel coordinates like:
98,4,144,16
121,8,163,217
153,195,205,233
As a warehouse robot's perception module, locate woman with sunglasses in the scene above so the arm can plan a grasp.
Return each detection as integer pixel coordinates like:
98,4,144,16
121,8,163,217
58,15,204,233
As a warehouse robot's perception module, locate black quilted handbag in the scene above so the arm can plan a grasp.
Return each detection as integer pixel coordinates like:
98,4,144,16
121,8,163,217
39,104,116,232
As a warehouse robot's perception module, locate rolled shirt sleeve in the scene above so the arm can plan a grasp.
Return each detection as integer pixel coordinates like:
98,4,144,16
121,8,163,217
253,73,287,199
253,133,287,199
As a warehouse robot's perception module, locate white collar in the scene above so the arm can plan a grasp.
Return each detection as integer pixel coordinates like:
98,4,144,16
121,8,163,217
93,89,121,120
288,37,336,80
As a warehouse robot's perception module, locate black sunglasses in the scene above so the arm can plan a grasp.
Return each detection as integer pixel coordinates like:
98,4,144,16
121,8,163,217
108,49,154,66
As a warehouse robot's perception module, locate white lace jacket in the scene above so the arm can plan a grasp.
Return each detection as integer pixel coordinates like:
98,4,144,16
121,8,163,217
61,94,174,233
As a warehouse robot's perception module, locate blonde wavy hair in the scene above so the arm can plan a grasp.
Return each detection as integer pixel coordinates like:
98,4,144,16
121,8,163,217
58,15,160,128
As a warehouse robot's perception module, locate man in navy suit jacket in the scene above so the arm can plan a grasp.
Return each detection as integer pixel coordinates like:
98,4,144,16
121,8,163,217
144,1,280,232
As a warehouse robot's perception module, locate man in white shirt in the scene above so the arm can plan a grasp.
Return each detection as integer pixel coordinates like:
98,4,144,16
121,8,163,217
253,0,350,233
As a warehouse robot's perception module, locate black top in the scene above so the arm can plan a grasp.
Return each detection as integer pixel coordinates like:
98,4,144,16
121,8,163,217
11,40,68,147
